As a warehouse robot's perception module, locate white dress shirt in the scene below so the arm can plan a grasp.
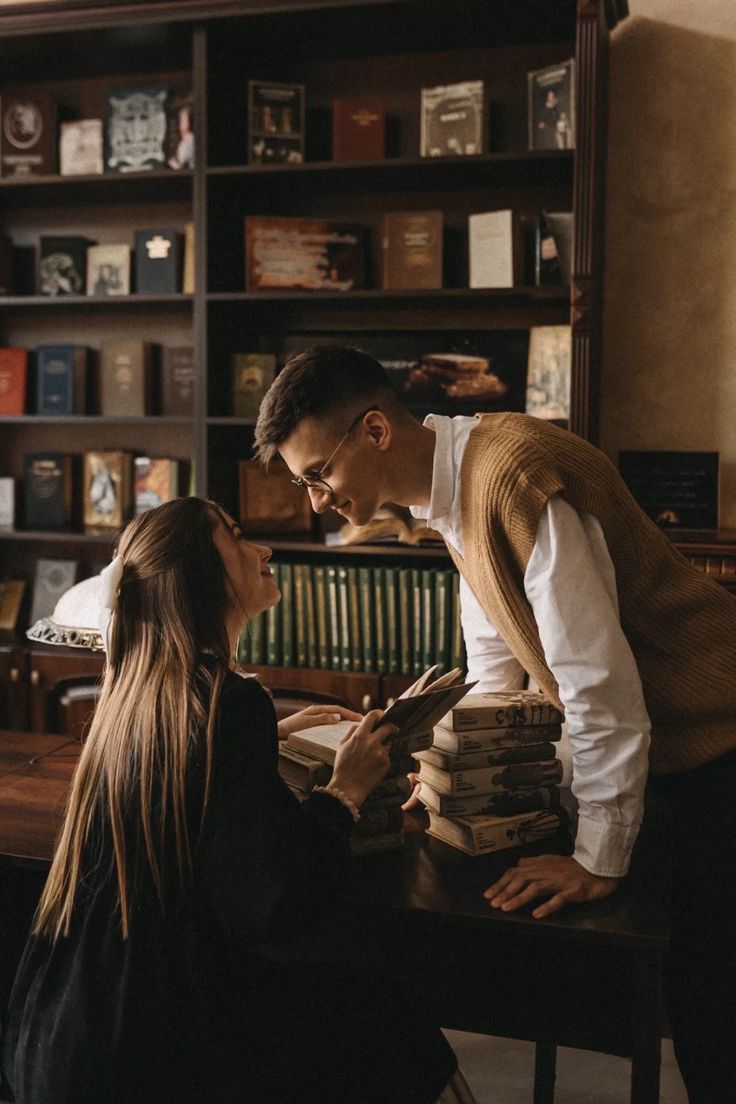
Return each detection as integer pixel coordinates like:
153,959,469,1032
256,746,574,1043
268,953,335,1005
410,415,651,877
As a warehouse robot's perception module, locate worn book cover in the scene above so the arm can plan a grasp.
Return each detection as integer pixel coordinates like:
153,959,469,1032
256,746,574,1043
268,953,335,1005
420,80,485,157
332,97,385,162
86,244,131,296
441,690,564,733
245,216,365,291
232,353,276,419
468,210,514,289
0,348,27,414
100,341,153,415
418,781,561,818
238,457,313,535
0,477,15,529
528,59,575,151
39,237,93,297
36,345,88,416
1,91,57,176
525,325,571,420
381,210,443,290
161,346,194,415
106,85,168,173
134,457,179,515
59,119,103,176
29,558,77,625
277,745,332,792
84,450,132,531
417,741,559,772
426,808,566,856
248,80,305,165
433,722,562,754
417,756,562,796
23,453,73,530
134,228,183,294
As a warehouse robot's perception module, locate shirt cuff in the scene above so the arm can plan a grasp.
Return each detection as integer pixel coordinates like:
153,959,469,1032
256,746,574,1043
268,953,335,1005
573,813,642,878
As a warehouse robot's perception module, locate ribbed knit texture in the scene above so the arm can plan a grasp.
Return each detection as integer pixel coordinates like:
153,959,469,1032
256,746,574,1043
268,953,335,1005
448,413,736,775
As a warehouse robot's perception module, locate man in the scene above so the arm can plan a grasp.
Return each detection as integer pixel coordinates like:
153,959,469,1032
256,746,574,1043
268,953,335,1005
255,345,736,1103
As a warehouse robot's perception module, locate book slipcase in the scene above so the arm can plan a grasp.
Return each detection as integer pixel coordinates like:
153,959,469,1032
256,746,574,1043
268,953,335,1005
0,0,623,715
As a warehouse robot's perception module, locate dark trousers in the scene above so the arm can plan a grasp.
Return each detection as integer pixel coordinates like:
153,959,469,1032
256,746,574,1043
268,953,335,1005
639,749,736,1104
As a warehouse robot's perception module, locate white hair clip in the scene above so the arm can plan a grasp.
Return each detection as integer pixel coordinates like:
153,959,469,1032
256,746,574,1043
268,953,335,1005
98,554,125,656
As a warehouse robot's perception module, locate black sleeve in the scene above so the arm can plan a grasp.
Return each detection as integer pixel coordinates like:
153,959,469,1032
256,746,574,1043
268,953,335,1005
194,674,353,947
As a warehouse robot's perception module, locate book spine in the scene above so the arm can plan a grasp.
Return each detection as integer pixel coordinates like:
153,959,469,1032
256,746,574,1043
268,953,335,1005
358,566,375,672
337,565,351,672
410,567,423,675
432,724,563,753
434,570,449,676
418,757,562,795
314,565,329,669
347,566,362,672
266,562,282,665
450,570,465,672
281,563,294,667
373,566,387,674
450,701,564,731
418,781,561,817
384,565,399,674
418,742,557,771
304,564,318,668
398,567,412,677
421,568,435,672
326,564,341,670
293,562,306,667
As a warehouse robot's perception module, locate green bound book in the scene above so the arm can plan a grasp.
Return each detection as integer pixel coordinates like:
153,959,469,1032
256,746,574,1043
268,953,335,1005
313,564,329,669
347,566,362,672
337,564,351,671
450,569,465,673
304,563,318,668
421,568,436,672
410,567,423,676
250,609,266,666
398,567,413,677
266,562,282,666
293,562,307,667
434,570,451,676
280,562,294,667
384,565,400,674
326,564,341,669
372,566,387,674
358,565,375,672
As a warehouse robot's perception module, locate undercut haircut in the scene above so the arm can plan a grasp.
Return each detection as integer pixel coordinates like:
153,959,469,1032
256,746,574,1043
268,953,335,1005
254,344,403,464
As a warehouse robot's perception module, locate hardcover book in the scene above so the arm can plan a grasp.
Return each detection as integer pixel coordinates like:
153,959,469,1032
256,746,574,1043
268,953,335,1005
29,559,78,625
525,325,571,420
468,210,514,289
35,345,88,416
528,59,575,151
420,80,484,157
618,450,719,531
381,210,443,290
166,91,194,170
39,237,93,297
247,81,305,165
23,453,73,530
277,745,332,792
0,477,15,529
59,119,104,176
432,723,563,755
418,781,561,818
426,808,566,856
332,97,385,162
134,229,183,294
161,346,195,415
0,347,27,414
404,352,507,402
245,216,366,291
416,756,563,796
0,235,12,294
86,244,131,296
238,458,313,535
417,741,559,772
1,91,57,177
134,457,179,514
0,578,25,630
182,221,195,293
106,85,168,173
440,690,564,733
100,341,153,416
232,353,276,419
84,450,132,531
536,210,573,286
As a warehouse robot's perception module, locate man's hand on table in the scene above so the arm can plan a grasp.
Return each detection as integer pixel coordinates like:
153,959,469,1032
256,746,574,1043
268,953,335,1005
484,854,619,919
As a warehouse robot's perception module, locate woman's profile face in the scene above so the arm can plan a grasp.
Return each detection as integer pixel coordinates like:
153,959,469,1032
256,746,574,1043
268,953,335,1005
210,508,280,622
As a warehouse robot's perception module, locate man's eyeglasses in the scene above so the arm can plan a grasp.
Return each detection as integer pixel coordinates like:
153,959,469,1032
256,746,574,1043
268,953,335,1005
290,407,377,496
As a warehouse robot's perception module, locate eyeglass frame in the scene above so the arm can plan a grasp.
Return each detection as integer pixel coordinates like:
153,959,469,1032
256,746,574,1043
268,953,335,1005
290,407,378,496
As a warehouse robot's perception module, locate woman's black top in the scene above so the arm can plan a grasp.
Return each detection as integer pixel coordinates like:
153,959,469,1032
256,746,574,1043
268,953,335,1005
2,666,455,1104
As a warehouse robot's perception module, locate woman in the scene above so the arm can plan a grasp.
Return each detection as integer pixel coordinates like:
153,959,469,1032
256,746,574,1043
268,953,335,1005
2,497,460,1104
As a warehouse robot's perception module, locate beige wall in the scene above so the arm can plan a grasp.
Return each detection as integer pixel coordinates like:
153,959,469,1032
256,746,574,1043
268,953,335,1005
601,0,736,525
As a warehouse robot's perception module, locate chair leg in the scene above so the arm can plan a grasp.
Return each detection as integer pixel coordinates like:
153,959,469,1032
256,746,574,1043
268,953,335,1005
533,1042,557,1104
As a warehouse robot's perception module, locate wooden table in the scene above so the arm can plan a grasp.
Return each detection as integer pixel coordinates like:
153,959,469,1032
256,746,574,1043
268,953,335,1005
0,729,669,1104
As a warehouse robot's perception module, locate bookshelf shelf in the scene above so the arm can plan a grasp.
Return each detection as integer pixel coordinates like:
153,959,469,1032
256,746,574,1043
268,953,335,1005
0,530,114,545
0,416,194,426
207,417,257,426
0,295,194,311
265,539,451,561
207,288,570,304
0,169,193,207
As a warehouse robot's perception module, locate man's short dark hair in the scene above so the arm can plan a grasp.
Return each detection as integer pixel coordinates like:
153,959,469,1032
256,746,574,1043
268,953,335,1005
254,344,400,464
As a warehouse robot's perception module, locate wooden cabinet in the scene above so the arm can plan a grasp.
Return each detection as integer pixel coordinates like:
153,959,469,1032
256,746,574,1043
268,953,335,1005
27,646,105,734
0,644,29,730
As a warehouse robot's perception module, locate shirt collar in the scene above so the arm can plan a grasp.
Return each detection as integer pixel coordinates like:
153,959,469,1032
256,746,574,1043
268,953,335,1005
409,413,457,527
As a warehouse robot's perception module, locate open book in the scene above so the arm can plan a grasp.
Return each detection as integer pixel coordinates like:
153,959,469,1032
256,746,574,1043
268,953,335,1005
286,665,476,766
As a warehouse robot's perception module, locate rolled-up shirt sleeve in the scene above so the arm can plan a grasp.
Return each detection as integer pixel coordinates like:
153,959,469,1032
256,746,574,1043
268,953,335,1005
524,496,651,878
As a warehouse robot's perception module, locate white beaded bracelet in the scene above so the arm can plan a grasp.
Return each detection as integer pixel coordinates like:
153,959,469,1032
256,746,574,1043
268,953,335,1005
312,785,361,823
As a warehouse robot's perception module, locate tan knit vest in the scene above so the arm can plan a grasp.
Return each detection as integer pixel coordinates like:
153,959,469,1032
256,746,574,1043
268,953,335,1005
447,413,736,775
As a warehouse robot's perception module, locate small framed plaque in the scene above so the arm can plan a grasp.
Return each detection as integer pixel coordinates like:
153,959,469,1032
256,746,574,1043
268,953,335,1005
618,450,719,531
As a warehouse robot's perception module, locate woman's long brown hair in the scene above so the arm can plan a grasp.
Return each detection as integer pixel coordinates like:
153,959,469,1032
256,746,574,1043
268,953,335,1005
35,497,232,941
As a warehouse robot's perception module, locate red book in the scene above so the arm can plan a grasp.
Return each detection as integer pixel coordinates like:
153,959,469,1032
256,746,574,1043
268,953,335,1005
0,348,27,414
332,98,385,162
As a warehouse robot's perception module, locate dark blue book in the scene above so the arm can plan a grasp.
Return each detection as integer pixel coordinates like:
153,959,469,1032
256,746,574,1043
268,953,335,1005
23,453,74,530
35,345,88,416
134,228,183,294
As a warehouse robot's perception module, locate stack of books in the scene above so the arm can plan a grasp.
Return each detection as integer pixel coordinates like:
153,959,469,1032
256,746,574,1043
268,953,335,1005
279,666,471,854
416,690,568,855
